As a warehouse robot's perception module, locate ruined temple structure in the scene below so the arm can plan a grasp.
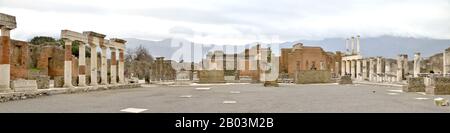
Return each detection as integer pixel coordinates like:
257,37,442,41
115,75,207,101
279,43,341,79
0,13,133,92
202,44,274,82
149,57,176,81
60,30,127,87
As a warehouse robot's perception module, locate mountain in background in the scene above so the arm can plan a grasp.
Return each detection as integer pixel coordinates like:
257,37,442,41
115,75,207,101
125,35,450,62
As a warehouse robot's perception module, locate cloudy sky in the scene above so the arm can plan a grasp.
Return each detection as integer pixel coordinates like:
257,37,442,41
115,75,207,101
0,0,449,45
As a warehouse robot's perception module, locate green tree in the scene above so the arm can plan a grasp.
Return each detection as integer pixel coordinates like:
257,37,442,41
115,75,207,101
30,36,61,46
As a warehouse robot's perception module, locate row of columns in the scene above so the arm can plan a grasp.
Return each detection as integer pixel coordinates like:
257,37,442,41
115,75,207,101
342,54,414,82
62,30,126,88
342,52,427,83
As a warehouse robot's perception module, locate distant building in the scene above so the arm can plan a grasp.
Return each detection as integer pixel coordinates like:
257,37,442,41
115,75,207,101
279,43,341,78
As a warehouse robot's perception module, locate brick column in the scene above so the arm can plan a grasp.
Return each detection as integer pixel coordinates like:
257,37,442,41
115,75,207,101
63,39,73,87
118,48,125,84
100,46,107,85
90,44,98,86
78,42,87,86
110,47,117,84
0,27,11,91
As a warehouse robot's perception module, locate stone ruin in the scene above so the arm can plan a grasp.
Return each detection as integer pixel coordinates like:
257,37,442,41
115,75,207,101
1,13,134,94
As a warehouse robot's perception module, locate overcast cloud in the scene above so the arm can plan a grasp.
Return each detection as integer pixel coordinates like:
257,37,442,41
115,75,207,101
0,0,448,45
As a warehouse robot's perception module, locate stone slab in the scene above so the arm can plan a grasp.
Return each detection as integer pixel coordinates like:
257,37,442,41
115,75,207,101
11,79,37,92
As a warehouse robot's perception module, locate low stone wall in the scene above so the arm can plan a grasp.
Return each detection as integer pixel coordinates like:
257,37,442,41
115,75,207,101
431,77,450,95
295,70,331,84
403,77,425,92
0,83,142,103
338,75,353,85
198,70,225,83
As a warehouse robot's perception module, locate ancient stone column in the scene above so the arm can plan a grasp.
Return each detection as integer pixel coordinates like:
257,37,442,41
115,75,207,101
100,46,107,85
346,60,351,75
376,57,384,82
369,58,375,81
0,27,12,91
362,59,368,80
397,54,405,82
443,48,449,76
0,13,16,92
356,59,361,80
356,35,360,54
345,38,349,54
385,60,391,82
110,47,117,84
403,55,409,76
78,42,87,86
63,39,73,87
351,37,355,54
413,53,421,77
118,48,125,84
351,60,356,78
90,45,98,86
341,60,346,76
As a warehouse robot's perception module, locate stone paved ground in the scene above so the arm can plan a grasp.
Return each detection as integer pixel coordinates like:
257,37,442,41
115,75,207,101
0,83,449,113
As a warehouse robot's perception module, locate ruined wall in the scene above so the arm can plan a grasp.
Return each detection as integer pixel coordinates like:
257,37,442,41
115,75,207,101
403,77,425,92
34,46,65,78
295,70,331,84
9,40,29,79
431,77,450,95
198,70,225,83
285,46,335,78
0,39,30,79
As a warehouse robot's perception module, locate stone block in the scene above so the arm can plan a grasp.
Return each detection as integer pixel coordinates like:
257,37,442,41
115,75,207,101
54,76,64,88
431,77,450,95
36,76,49,89
403,77,425,92
11,79,37,92
338,75,352,85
